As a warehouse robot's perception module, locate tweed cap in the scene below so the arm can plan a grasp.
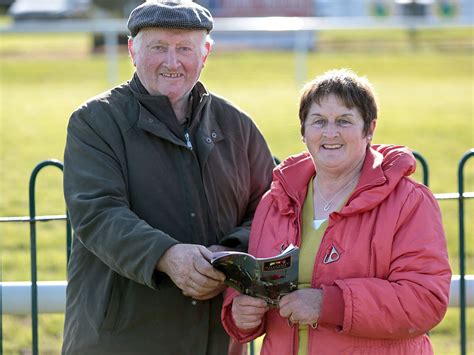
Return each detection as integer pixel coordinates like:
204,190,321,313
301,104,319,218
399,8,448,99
127,0,213,37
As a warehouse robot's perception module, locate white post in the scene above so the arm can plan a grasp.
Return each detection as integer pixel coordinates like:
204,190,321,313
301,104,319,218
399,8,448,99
294,30,309,87
104,30,119,86
2,281,67,315
1,276,472,315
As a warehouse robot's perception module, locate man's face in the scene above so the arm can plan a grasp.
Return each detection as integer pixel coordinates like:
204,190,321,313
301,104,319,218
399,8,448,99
129,28,210,104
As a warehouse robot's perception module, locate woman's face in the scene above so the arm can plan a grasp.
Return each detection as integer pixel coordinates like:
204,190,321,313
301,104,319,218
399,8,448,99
303,94,375,176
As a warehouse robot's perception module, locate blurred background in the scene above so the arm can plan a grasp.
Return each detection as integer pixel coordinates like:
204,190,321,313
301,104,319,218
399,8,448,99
3,0,473,19
0,0,473,354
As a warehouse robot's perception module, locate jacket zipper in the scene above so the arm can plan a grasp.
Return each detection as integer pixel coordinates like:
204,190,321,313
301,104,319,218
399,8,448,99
184,129,193,150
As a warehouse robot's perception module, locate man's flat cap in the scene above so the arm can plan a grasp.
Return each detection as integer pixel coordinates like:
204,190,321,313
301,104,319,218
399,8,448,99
127,0,213,37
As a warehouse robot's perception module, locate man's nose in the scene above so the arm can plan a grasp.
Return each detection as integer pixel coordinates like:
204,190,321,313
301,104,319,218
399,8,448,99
165,49,179,70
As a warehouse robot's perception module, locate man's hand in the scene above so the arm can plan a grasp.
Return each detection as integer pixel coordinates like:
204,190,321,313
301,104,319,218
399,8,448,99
156,244,226,300
232,294,269,330
207,244,236,253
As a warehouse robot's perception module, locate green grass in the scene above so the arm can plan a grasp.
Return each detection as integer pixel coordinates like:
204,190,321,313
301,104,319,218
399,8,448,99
1,29,473,354
316,26,474,52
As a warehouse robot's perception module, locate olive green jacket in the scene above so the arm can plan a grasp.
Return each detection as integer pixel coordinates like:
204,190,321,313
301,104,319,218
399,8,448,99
62,76,274,354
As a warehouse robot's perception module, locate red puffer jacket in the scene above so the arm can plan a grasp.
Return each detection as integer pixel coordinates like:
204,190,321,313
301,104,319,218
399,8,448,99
222,145,451,355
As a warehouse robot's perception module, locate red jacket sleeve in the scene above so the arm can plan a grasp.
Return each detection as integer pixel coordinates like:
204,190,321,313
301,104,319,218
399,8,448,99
336,185,451,338
221,287,266,343
221,193,274,342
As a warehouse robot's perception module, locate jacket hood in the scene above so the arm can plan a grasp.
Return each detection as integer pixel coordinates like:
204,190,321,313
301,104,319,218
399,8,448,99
271,144,416,217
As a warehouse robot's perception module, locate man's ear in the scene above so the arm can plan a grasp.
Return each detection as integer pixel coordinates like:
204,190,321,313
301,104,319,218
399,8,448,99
128,38,136,67
202,41,212,65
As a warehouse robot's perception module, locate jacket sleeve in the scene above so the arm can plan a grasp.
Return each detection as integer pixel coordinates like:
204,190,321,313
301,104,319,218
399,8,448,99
219,117,274,251
221,192,274,341
336,185,452,338
64,108,179,289
221,288,266,343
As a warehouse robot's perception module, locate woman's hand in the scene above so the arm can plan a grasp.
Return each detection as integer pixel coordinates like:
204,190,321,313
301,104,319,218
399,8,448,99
279,289,323,326
232,294,269,330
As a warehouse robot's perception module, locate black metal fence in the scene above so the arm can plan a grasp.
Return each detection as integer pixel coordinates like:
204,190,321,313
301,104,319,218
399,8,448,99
0,149,473,355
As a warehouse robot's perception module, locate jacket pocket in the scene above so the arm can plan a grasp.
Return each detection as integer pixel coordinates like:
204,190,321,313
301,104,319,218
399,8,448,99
100,273,123,331
341,336,428,355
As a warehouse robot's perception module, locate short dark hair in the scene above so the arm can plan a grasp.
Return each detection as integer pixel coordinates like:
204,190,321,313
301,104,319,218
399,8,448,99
299,69,378,136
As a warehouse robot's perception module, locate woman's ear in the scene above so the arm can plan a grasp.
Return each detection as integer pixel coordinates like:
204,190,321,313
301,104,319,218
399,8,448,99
367,120,377,141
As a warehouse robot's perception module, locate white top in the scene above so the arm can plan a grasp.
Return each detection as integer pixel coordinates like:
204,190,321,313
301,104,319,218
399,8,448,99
313,219,327,230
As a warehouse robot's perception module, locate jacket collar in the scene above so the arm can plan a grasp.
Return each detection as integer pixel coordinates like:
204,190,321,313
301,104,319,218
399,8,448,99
130,74,213,145
270,152,314,218
271,145,416,217
343,144,416,215
129,74,223,166
130,73,210,124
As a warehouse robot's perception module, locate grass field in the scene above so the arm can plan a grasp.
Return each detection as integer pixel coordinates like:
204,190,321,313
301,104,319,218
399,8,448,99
1,28,473,354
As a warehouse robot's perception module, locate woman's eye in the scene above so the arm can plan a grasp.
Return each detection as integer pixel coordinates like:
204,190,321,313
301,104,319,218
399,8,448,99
338,119,351,126
313,119,326,126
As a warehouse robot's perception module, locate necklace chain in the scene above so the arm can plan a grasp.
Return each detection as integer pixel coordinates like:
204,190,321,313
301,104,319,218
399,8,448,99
315,174,359,211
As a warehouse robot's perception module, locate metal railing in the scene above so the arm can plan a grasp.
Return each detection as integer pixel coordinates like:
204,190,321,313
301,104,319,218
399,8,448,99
1,149,473,355
28,160,71,355
457,150,474,355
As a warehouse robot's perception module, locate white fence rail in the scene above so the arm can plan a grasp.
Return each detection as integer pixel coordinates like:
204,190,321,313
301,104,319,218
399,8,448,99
1,275,473,315
1,15,472,34
1,16,472,85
